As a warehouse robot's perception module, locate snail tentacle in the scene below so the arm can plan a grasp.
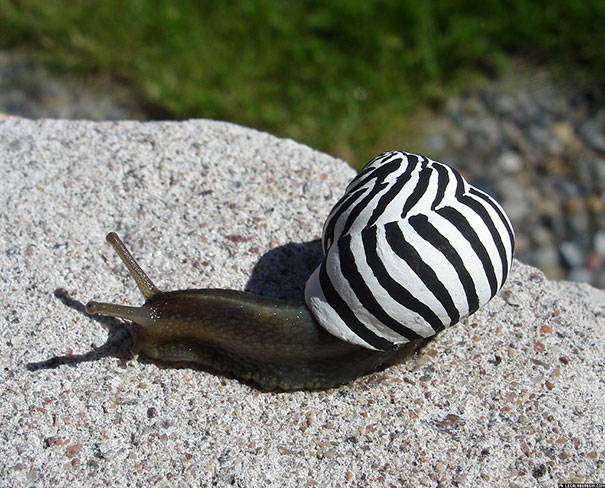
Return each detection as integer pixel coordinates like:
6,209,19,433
106,232,160,299
85,301,154,327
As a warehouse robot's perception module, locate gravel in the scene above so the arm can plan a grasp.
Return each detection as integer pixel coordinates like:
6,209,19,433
0,118,603,487
0,51,153,120
411,70,605,288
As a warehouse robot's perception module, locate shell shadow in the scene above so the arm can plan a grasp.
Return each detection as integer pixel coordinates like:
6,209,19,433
26,239,324,371
244,239,323,301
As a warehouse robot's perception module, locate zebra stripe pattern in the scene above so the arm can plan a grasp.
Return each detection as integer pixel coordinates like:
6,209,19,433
305,151,515,351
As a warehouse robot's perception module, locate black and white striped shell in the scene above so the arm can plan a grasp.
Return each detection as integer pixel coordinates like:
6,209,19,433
305,151,515,351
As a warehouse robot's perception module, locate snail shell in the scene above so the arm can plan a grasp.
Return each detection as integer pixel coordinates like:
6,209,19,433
305,151,515,350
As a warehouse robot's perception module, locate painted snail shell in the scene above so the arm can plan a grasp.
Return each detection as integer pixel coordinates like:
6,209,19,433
305,151,515,351
86,151,514,390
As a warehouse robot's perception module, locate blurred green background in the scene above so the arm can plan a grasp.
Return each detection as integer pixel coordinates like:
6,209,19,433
1,0,603,168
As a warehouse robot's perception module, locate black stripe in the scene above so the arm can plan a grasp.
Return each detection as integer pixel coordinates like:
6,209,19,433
384,222,460,325
436,206,498,297
400,164,431,219
341,180,389,236
318,252,396,351
337,234,423,341
469,187,515,253
323,157,401,251
449,169,510,286
362,226,446,334
356,151,395,178
451,167,467,199
322,187,367,253
334,157,405,241
459,194,510,286
346,156,403,195
430,162,449,210
409,214,480,314
365,155,418,228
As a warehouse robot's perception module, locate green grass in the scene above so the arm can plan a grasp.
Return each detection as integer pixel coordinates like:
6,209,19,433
1,0,603,168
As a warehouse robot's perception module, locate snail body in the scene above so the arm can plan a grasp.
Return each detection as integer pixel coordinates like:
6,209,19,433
86,234,422,390
86,151,514,391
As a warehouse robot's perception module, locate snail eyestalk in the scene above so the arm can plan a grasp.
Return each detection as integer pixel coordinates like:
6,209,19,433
85,301,154,327
105,232,160,299
85,232,159,328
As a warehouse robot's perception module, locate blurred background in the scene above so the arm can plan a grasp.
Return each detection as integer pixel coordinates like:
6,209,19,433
1,0,603,287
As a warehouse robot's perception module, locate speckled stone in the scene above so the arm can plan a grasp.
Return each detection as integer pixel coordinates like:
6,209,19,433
1,118,603,487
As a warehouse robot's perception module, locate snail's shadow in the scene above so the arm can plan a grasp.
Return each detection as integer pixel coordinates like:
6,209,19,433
26,289,135,371
26,240,323,371
244,239,322,301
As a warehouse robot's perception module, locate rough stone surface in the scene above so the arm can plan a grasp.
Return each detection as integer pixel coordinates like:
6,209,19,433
1,119,603,487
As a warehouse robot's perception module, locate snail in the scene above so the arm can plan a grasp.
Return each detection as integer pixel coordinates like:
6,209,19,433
86,151,514,391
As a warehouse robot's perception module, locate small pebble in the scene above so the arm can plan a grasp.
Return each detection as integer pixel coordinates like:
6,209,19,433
497,151,523,172
594,231,605,256
559,242,585,268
